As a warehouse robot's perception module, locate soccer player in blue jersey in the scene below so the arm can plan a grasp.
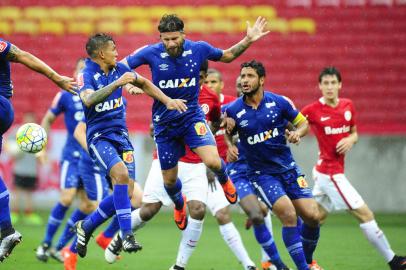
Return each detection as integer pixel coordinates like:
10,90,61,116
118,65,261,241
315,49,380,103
35,58,109,263
224,60,322,270
122,14,269,230
0,38,76,262
74,33,187,258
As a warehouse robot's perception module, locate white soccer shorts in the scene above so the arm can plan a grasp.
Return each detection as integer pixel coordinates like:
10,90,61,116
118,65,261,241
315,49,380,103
206,178,230,216
312,168,365,212
142,159,208,206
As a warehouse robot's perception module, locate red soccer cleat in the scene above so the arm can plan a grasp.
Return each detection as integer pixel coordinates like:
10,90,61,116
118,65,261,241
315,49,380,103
62,248,77,270
221,179,238,204
96,232,112,250
174,195,188,230
309,260,324,270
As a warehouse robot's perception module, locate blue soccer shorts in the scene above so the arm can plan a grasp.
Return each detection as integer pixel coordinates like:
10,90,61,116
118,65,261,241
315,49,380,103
249,167,313,209
227,161,256,200
88,130,136,180
154,114,216,170
59,159,80,189
78,157,109,202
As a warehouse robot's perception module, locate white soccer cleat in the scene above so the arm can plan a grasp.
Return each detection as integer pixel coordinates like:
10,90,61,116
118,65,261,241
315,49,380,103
104,233,122,264
0,230,22,262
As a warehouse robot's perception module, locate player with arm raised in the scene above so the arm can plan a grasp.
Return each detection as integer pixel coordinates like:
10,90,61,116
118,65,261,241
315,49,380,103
0,38,76,262
74,33,186,258
224,60,322,270
122,14,269,230
302,67,406,270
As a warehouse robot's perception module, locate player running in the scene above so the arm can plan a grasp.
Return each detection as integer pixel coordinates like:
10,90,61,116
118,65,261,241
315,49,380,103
35,58,96,263
74,33,186,258
0,38,75,262
122,14,269,230
223,60,322,270
302,66,406,270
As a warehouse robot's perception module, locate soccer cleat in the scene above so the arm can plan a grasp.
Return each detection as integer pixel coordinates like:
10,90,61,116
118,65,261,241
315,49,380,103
49,247,64,263
0,230,22,262
105,233,122,264
35,243,50,262
389,255,406,270
122,234,142,253
174,195,188,230
169,265,185,270
221,179,238,204
63,248,77,270
96,232,112,250
260,261,280,270
75,220,92,258
246,266,258,270
308,260,324,270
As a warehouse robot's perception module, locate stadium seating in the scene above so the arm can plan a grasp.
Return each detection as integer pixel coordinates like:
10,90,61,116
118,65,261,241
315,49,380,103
1,1,405,133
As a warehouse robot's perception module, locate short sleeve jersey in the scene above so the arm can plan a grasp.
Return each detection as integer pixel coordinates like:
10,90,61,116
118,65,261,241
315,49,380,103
78,59,131,140
225,91,300,174
0,38,13,98
302,97,356,174
49,91,84,161
180,84,221,163
125,39,223,125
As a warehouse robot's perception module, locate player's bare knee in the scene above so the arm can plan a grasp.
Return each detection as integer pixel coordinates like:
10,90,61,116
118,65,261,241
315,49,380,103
215,207,232,225
111,170,130,185
188,201,206,220
140,203,161,221
79,200,97,214
278,209,297,226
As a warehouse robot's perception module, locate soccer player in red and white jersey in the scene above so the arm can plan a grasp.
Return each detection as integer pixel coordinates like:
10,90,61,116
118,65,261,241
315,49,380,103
302,67,406,270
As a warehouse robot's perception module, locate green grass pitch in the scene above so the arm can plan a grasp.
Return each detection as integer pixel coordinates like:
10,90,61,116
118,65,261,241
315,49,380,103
2,211,405,270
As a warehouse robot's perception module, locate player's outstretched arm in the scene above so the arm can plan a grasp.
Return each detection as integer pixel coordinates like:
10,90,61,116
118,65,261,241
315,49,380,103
80,72,135,108
220,16,269,63
132,74,188,113
5,44,77,94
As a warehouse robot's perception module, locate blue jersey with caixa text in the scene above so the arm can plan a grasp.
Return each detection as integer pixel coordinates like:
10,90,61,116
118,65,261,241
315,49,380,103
0,38,13,98
78,58,133,142
125,39,223,125
225,91,300,175
49,91,83,162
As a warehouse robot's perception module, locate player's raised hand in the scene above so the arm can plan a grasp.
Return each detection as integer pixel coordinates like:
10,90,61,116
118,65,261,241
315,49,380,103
52,74,78,95
125,84,144,95
246,16,270,42
116,72,137,87
285,129,301,145
336,137,354,154
165,98,188,113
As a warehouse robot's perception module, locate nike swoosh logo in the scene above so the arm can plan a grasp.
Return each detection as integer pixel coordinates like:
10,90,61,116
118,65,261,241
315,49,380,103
320,117,330,121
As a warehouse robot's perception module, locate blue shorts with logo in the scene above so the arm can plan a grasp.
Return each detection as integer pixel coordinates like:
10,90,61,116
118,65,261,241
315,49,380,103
227,161,255,200
0,95,14,154
248,167,313,208
154,113,216,170
78,154,109,201
59,158,80,189
88,130,136,180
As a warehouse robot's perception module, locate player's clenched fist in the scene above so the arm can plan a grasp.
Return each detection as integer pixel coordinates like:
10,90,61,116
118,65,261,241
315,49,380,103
115,72,137,87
